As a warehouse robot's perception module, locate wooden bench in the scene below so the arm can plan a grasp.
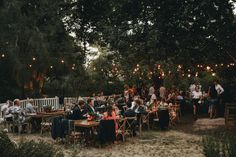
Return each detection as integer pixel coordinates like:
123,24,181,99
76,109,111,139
225,103,236,129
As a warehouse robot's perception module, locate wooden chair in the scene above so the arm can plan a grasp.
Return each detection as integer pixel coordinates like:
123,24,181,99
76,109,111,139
139,113,150,134
125,116,136,137
41,116,52,134
116,118,126,141
225,103,236,129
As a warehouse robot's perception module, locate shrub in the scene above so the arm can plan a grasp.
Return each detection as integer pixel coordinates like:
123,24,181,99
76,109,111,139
202,136,221,157
0,132,64,157
202,135,236,157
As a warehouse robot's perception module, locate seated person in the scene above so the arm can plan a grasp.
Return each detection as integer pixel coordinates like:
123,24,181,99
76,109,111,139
68,100,87,120
12,99,26,123
84,98,96,116
4,101,14,122
25,99,36,114
131,99,147,114
103,105,118,130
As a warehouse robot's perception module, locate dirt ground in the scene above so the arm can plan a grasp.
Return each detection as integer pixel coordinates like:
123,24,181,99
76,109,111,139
6,115,229,157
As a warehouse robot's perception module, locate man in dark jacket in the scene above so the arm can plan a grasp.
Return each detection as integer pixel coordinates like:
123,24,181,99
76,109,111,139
69,100,86,120
84,98,96,115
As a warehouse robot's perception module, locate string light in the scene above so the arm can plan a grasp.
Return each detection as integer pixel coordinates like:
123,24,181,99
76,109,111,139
32,57,36,61
187,74,191,78
195,72,198,77
50,65,53,69
72,67,75,70
206,66,211,70
212,73,216,76
29,64,32,68
1,54,5,58
61,60,64,63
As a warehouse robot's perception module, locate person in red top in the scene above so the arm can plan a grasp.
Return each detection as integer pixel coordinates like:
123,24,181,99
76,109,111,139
103,105,118,130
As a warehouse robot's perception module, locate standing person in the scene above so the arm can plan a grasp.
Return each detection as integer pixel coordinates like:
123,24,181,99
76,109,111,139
148,85,155,101
124,84,132,108
214,80,224,116
189,81,196,98
208,84,218,118
159,84,166,100
192,86,203,120
124,85,130,103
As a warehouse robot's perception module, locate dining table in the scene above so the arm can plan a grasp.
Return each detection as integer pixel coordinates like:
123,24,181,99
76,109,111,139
26,110,65,134
73,119,100,146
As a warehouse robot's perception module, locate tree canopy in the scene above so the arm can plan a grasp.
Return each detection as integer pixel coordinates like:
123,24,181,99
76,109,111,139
0,0,236,100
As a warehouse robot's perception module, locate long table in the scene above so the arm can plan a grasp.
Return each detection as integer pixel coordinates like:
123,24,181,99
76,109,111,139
27,110,65,134
74,120,100,128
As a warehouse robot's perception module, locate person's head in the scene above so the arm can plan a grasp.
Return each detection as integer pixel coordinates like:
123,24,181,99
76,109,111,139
87,98,94,107
214,80,219,85
8,101,13,106
78,100,85,108
124,84,129,90
195,86,200,92
106,105,113,117
135,99,141,106
29,98,34,104
14,99,20,106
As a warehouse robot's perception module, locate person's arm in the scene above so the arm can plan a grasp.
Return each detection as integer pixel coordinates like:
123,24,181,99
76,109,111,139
218,85,224,95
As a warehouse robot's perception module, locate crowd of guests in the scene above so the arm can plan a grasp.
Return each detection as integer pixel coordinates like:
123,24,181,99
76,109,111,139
0,79,225,135
122,79,224,121
0,99,36,132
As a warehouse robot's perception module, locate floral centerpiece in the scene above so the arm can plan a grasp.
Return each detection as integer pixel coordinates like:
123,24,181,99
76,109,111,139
43,105,52,113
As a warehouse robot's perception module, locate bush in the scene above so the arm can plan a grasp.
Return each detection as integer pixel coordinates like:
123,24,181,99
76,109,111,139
0,132,64,157
0,132,17,157
202,135,236,157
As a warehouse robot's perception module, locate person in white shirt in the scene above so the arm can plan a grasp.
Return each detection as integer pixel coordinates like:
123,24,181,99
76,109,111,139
1,100,10,118
214,80,224,117
214,80,224,96
4,101,14,122
192,86,203,120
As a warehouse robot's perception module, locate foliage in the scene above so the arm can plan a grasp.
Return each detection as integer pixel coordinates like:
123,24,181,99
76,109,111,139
0,132,64,157
1,0,236,100
0,132,17,157
202,135,236,157
0,0,83,100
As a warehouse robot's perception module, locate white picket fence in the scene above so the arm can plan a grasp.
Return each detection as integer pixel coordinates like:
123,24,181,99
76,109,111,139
20,97,61,112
